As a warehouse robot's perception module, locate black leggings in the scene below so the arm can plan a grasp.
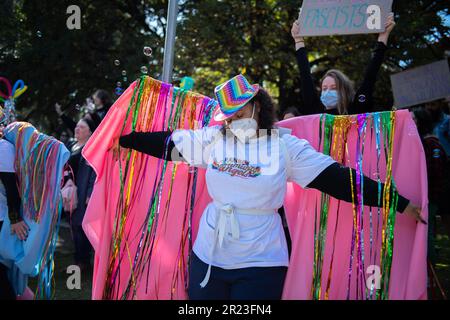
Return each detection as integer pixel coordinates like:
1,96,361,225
188,253,287,300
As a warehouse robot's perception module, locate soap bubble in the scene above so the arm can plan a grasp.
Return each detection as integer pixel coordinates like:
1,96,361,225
143,46,153,56
140,66,148,74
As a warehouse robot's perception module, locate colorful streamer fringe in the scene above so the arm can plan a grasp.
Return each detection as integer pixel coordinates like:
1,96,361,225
3,122,69,299
96,75,403,300
102,76,216,299
311,112,399,300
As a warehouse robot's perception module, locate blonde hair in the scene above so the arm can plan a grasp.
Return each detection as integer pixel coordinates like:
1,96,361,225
321,69,355,115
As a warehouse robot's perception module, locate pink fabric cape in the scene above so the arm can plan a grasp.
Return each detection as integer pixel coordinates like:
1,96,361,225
82,82,427,300
278,112,427,300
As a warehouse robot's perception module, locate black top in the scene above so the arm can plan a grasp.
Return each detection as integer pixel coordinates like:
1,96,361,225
93,107,110,121
119,131,178,161
296,41,388,115
66,142,83,180
119,131,409,213
65,143,96,225
0,172,21,224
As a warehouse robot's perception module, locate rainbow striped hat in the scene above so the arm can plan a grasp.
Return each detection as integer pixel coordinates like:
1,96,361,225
213,74,259,121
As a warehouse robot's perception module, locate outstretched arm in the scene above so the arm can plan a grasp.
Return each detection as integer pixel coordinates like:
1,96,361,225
119,131,184,162
306,162,426,223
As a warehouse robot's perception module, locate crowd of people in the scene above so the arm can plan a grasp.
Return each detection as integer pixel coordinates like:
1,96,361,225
0,14,449,300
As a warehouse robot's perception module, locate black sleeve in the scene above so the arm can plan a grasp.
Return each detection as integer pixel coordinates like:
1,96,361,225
86,166,96,198
61,114,77,133
119,131,185,162
64,144,79,184
295,47,325,115
0,172,21,223
306,162,409,213
349,42,387,114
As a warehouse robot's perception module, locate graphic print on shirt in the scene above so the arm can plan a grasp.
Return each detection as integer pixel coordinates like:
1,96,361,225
211,157,261,178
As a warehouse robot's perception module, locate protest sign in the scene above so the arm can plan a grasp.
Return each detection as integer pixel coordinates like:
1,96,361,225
391,59,450,108
298,0,393,36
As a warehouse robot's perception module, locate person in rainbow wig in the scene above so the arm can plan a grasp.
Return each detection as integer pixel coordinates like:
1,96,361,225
117,74,425,300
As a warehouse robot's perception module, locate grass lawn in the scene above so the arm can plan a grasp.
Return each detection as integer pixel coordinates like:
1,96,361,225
29,221,92,299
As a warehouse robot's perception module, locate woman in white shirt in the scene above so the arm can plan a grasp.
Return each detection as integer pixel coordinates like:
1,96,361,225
118,74,425,300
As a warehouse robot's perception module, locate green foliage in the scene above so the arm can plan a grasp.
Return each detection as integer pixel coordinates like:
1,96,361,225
176,0,449,115
0,0,167,132
0,0,448,132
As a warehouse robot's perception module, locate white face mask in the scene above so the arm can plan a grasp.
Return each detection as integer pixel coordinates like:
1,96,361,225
228,104,258,143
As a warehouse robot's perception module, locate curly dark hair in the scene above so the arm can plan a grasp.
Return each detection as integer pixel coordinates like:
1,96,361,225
220,87,277,135
253,88,277,130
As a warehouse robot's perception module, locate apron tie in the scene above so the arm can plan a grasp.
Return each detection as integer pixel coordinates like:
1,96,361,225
199,203,274,288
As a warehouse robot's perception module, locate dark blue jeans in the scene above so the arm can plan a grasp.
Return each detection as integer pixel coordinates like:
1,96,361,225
188,253,287,300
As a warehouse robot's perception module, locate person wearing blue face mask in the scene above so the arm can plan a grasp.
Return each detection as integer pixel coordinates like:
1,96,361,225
291,13,396,115
320,89,339,110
